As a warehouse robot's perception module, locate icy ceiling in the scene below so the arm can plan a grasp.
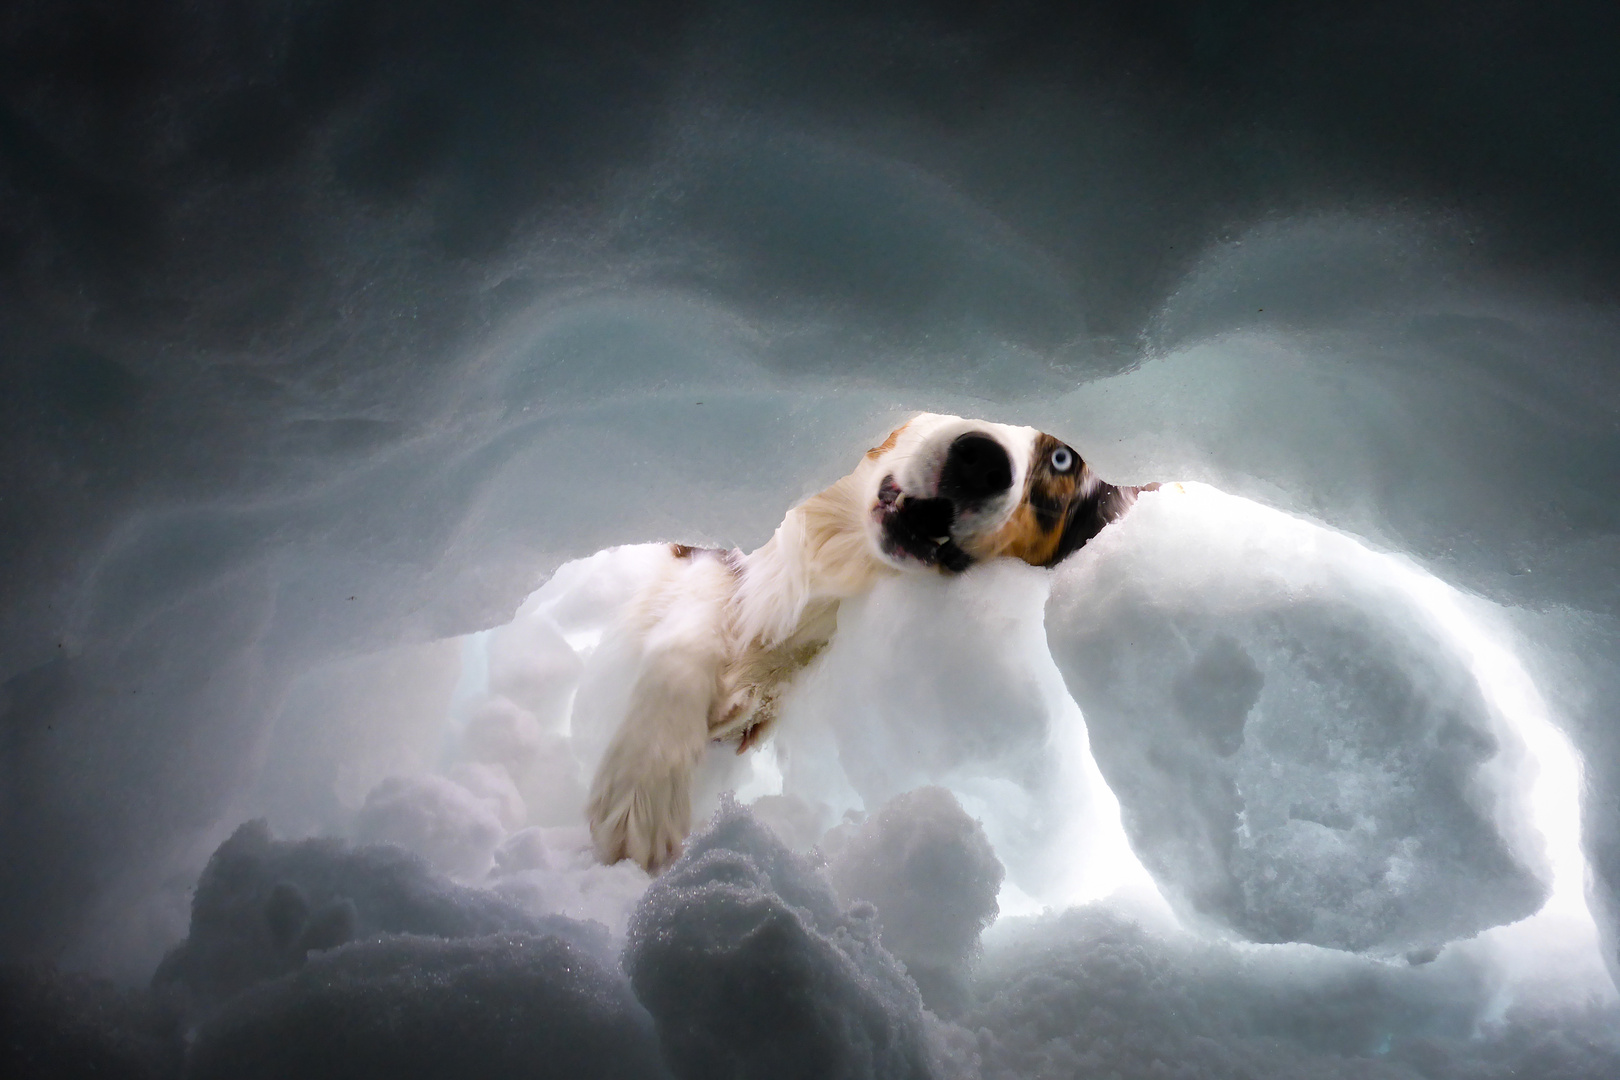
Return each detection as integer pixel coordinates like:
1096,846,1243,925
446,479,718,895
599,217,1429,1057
5,1,1620,1077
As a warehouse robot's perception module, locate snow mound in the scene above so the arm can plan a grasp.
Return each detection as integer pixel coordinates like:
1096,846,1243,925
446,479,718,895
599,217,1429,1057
624,796,941,1080
151,821,606,1024
823,786,1004,1016
969,905,1620,1080
185,933,666,1080
1048,487,1549,953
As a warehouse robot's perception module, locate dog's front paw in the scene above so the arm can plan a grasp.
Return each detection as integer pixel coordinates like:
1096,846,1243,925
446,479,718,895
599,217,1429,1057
586,739,694,873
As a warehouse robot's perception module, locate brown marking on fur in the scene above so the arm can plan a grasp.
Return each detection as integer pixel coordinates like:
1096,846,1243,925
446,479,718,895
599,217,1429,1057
972,432,1082,565
671,544,745,575
866,420,910,460
986,501,1065,565
711,610,836,750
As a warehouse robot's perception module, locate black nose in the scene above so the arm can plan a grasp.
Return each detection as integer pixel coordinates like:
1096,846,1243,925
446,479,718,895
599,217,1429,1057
939,432,1013,503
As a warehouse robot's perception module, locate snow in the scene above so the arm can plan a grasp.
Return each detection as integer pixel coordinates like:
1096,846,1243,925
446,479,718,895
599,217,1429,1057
624,796,939,1080
7,2,1620,1077
352,774,506,880
45,798,1616,1079
185,933,667,1080
822,786,1005,1016
148,820,609,1026
1049,485,1551,953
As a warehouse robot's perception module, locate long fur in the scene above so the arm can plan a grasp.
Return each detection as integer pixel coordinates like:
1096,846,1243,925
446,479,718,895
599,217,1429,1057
585,412,1149,870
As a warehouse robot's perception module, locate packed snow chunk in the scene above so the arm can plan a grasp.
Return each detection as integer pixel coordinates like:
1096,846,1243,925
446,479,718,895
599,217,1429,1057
461,695,548,768
968,905,1620,1080
1046,487,1549,953
823,787,1003,1016
353,774,506,880
448,762,528,831
778,557,1132,911
624,796,940,1080
489,826,651,938
790,562,1057,801
185,933,667,1080
463,697,586,830
486,612,585,728
749,792,840,852
152,822,604,1023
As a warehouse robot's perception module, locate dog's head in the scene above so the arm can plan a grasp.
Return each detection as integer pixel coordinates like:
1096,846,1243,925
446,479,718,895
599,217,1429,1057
864,412,1151,573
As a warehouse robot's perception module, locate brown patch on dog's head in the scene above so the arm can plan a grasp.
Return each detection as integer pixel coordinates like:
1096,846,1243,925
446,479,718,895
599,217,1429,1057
670,543,696,559
983,433,1143,568
866,420,909,460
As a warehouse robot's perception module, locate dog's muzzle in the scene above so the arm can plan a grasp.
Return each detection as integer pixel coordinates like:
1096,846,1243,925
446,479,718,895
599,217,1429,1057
875,432,1014,573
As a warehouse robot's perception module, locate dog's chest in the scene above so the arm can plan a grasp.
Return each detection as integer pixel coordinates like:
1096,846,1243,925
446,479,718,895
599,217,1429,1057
710,598,840,743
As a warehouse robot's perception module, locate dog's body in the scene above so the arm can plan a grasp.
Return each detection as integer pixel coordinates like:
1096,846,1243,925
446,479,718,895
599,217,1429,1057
586,413,1153,870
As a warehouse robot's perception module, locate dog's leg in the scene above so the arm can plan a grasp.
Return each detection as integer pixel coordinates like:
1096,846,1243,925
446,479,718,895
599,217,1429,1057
586,558,732,871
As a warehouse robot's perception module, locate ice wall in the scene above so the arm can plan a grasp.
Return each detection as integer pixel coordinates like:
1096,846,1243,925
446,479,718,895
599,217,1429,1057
5,1,1620,1076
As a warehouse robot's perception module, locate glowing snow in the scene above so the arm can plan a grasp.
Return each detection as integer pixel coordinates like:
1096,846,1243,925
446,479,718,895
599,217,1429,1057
1126,484,1610,1004
400,480,1608,1004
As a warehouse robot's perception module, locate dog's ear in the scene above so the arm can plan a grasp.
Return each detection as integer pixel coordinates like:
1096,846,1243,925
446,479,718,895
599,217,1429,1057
1044,481,1148,567
1021,431,1156,567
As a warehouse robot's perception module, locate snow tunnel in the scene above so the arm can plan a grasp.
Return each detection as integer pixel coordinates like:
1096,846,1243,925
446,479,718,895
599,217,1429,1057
5,3,1620,1078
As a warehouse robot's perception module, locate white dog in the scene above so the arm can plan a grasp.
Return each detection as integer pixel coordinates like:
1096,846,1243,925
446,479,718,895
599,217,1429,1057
586,412,1154,870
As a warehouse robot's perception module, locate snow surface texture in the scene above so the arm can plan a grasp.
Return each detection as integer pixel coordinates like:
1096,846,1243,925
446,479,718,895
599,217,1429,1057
1048,490,1550,953
12,800,1620,1079
625,795,940,1080
823,786,1004,1016
8,2,1620,1077
183,934,668,1080
148,820,612,1027
966,907,1620,1080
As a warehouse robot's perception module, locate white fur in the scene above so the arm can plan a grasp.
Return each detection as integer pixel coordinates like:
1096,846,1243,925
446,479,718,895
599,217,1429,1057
584,413,1050,870
584,551,735,870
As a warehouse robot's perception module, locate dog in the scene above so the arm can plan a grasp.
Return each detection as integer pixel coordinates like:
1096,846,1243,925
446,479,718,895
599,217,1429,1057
585,412,1155,871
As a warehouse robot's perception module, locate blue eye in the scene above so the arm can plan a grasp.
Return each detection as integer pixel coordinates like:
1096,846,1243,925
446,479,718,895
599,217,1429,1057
1050,447,1074,472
